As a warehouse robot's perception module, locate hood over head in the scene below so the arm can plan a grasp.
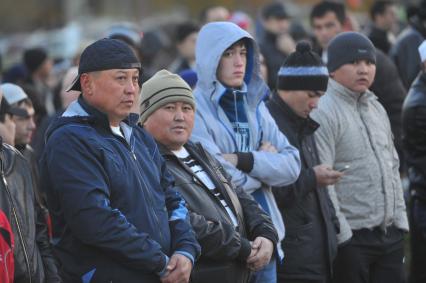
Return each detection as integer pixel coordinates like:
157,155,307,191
195,21,269,105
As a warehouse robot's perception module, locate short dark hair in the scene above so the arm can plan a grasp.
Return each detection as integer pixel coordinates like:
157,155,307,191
370,1,394,20
175,22,199,43
310,1,346,25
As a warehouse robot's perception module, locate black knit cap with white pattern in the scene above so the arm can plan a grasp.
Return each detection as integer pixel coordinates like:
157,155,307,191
277,41,329,91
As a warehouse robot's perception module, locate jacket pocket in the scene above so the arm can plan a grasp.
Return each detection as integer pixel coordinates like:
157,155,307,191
283,222,313,246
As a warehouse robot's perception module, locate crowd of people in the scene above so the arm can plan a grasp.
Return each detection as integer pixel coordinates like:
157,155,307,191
1,1,426,283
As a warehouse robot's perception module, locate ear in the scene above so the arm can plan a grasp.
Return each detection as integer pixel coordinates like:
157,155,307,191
329,72,335,78
80,73,93,96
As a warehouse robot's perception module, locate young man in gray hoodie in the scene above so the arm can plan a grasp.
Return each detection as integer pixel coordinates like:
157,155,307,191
190,21,301,283
311,32,408,283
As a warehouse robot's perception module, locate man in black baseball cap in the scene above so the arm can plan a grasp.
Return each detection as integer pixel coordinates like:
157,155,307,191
40,38,200,282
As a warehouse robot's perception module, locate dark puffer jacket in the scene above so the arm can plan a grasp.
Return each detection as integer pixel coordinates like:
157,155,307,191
266,94,339,282
159,141,278,283
403,72,426,199
0,142,60,283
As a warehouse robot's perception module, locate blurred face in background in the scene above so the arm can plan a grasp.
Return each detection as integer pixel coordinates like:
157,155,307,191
375,4,398,31
312,11,343,49
13,103,36,145
177,32,198,61
263,17,290,35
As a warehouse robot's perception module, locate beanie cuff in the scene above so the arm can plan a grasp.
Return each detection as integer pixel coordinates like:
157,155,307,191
327,53,376,72
140,88,194,123
277,76,328,91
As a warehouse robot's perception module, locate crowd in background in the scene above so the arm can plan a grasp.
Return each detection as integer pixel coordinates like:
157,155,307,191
1,0,426,282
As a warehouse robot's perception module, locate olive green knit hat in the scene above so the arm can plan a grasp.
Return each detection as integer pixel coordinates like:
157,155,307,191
139,69,195,123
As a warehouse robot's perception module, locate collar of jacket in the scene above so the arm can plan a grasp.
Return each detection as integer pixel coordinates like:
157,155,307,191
217,81,248,104
270,92,319,136
262,29,278,43
0,143,20,176
411,17,426,38
328,79,377,108
77,96,137,130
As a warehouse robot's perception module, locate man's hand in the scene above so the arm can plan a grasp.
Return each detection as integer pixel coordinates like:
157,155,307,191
246,237,274,272
313,164,343,187
160,254,192,283
259,141,277,153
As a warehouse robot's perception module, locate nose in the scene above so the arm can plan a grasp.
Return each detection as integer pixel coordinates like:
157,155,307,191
310,97,320,109
174,108,184,120
125,79,138,95
28,117,36,131
357,62,368,74
234,54,244,66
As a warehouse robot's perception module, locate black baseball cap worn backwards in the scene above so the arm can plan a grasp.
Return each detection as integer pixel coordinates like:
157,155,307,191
68,38,141,91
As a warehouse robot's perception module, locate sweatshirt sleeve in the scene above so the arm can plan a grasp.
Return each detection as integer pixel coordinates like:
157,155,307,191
192,102,300,194
249,102,301,188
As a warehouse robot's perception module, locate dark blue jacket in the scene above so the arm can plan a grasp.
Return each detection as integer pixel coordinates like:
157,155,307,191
40,97,200,282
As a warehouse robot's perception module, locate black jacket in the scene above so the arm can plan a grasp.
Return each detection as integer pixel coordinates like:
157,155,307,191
390,19,426,90
402,72,426,199
0,142,60,283
159,142,278,283
266,94,339,281
259,30,288,91
368,25,392,54
370,49,406,170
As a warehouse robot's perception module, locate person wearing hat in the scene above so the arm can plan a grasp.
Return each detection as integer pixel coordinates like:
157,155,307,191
402,40,426,283
0,86,61,283
168,22,199,74
1,83,36,159
22,47,55,123
391,0,426,90
258,2,294,90
140,69,278,283
39,38,200,283
191,21,301,283
266,41,342,283
311,32,408,283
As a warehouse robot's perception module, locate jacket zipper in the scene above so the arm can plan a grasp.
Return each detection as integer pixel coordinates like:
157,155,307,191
115,132,166,246
0,157,32,283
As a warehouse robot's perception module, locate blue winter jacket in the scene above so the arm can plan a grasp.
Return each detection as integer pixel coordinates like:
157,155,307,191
40,97,200,282
191,22,301,258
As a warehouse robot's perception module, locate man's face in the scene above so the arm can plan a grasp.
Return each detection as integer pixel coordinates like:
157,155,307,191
0,90,16,146
279,90,323,118
379,5,397,31
13,104,36,145
312,12,343,49
263,17,290,35
331,59,376,93
178,32,198,61
38,58,53,81
217,42,247,88
82,68,139,126
144,102,194,151
206,6,230,22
